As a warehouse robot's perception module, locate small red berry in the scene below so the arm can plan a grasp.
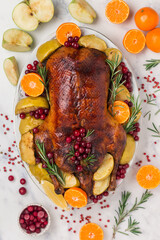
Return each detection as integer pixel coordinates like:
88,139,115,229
27,64,33,70
86,142,92,148
40,114,46,120
33,127,39,134
68,36,74,43
93,198,98,203
76,165,83,172
44,109,49,115
76,136,82,142
30,111,35,116
74,36,79,42
33,60,39,66
19,187,27,195
74,130,80,137
120,62,125,67
134,136,139,141
38,108,44,115
66,137,72,143
25,70,30,74
28,206,34,212
75,151,80,157
8,175,14,181
34,113,40,119
73,42,79,49
122,66,128,74
47,152,54,159
20,113,26,119
64,41,70,47
79,147,85,154
74,144,79,150
20,178,26,185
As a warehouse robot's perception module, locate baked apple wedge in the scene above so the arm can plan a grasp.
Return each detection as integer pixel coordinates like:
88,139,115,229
3,56,19,86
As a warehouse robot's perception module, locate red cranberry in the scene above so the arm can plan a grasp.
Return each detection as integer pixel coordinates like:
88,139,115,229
79,147,85,154
71,134,76,140
44,221,48,225
40,114,46,120
29,111,35,116
32,66,37,71
20,113,26,119
38,108,44,115
74,144,79,150
120,62,125,67
70,156,76,161
97,194,103,200
64,41,70,47
24,214,30,220
8,175,14,181
21,223,27,229
33,211,37,217
74,36,79,42
33,60,39,66
27,206,34,212
25,70,30,74
26,230,31,234
36,222,41,228
116,176,121,180
134,136,139,141
73,42,79,49
136,127,140,132
80,133,86,137
85,148,91,154
29,224,36,232
128,101,133,107
34,113,40,119
74,160,80,165
36,157,41,164
120,174,125,179
135,122,140,127
122,66,128,74
125,164,129,168
33,127,39,134
93,198,98,203
68,36,74,43
24,210,29,214
41,223,45,228
81,141,86,147
76,165,83,172
40,217,46,223
30,215,34,221
20,178,26,185
37,210,45,219
77,155,82,161
44,109,49,115
80,127,86,134
47,152,54,159
124,100,129,105
66,137,72,143
42,164,47,168
103,191,109,196
27,64,33,70
120,169,126,174
90,195,95,200
74,130,80,137
128,87,133,92
36,228,41,233
77,136,82,142
86,142,92,148
129,131,133,135
75,151,80,157
127,71,132,77
19,187,26,195
82,154,88,159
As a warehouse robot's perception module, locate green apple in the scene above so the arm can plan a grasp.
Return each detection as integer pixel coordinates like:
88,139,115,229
29,0,54,23
12,2,39,31
3,57,20,86
79,35,107,51
36,39,61,62
2,29,33,52
68,0,96,24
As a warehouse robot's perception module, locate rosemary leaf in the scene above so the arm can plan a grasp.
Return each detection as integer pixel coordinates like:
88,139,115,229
147,122,160,137
37,65,50,104
144,59,160,71
83,153,97,167
85,129,95,138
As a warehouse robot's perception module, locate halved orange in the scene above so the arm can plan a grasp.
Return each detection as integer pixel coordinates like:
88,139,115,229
56,22,81,45
109,100,130,124
21,73,44,97
79,223,104,240
123,29,146,54
105,0,130,24
64,187,87,208
136,165,160,189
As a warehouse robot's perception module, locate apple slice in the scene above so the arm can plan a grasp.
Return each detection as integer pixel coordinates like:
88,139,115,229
3,57,19,86
2,29,33,52
12,2,39,31
29,0,54,23
68,0,96,24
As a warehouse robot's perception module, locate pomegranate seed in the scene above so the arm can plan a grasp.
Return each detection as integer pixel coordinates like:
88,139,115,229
47,152,54,159
79,147,85,154
36,228,41,233
34,113,40,119
28,206,34,212
33,60,39,66
68,36,74,43
75,151,80,157
38,108,44,115
29,224,36,232
66,137,72,143
74,130,80,137
37,211,45,219
134,136,139,141
74,36,79,42
19,187,27,195
8,175,14,181
76,165,83,172
76,136,82,142
64,41,70,47
74,160,80,165
20,178,26,185
33,127,39,134
122,66,128,74
74,144,79,150
86,142,92,148
27,64,33,70
40,114,46,120
44,109,49,115
20,113,26,119
73,42,79,49
25,70,30,74
85,148,91,154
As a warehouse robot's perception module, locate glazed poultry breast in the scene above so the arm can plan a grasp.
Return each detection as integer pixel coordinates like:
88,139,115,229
35,46,126,196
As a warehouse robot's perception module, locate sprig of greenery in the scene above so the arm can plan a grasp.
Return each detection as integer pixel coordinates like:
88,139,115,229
37,65,50,104
123,95,142,133
66,146,75,160
147,122,160,138
83,153,97,167
144,111,151,121
85,129,95,138
35,140,65,185
146,94,156,106
144,59,160,71
113,190,153,239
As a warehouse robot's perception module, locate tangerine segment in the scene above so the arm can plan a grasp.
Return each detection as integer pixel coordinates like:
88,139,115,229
136,165,160,189
109,100,130,124
105,0,129,24
123,29,146,54
21,73,44,97
79,223,104,240
56,22,81,45
64,187,87,208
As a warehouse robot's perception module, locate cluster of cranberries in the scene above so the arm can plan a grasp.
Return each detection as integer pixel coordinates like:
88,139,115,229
19,205,49,234
8,176,27,195
120,62,133,93
36,152,55,167
64,36,80,49
128,122,140,141
20,108,49,122
66,128,93,172
89,191,109,203
25,60,39,75
116,163,129,180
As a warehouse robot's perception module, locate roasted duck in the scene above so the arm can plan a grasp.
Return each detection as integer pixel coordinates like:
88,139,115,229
35,46,126,196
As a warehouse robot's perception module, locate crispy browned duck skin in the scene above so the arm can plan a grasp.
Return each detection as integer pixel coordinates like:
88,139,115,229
35,47,126,195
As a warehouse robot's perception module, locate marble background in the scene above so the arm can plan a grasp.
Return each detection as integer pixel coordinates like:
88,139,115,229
0,0,160,240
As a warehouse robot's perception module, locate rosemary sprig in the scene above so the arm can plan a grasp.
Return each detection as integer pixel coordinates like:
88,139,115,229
83,153,97,167
37,65,50,104
147,122,160,137
123,95,142,133
144,111,151,121
146,94,156,106
66,146,75,160
113,190,153,239
35,140,65,185
144,59,160,71
85,129,95,138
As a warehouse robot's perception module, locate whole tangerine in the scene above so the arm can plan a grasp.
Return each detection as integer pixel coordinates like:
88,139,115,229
135,7,159,31
146,28,160,53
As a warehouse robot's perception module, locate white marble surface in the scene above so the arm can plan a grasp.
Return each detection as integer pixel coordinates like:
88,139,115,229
0,0,160,240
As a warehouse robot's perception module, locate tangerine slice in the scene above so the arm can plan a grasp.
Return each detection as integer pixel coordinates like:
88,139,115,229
64,187,87,208
56,22,81,45
79,223,104,240
136,165,160,189
21,73,44,97
123,29,146,54
105,0,129,24
109,100,130,124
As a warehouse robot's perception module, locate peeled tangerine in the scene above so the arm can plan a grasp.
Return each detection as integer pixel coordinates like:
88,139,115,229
93,176,110,195
19,115,43,135
68,0,96,24
3,56,19,86
78,35,107,51
41,180,69,210
36,39,61,62
120,134,136,165
93,154,114,181
29,163,52,183
15,96,49,115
